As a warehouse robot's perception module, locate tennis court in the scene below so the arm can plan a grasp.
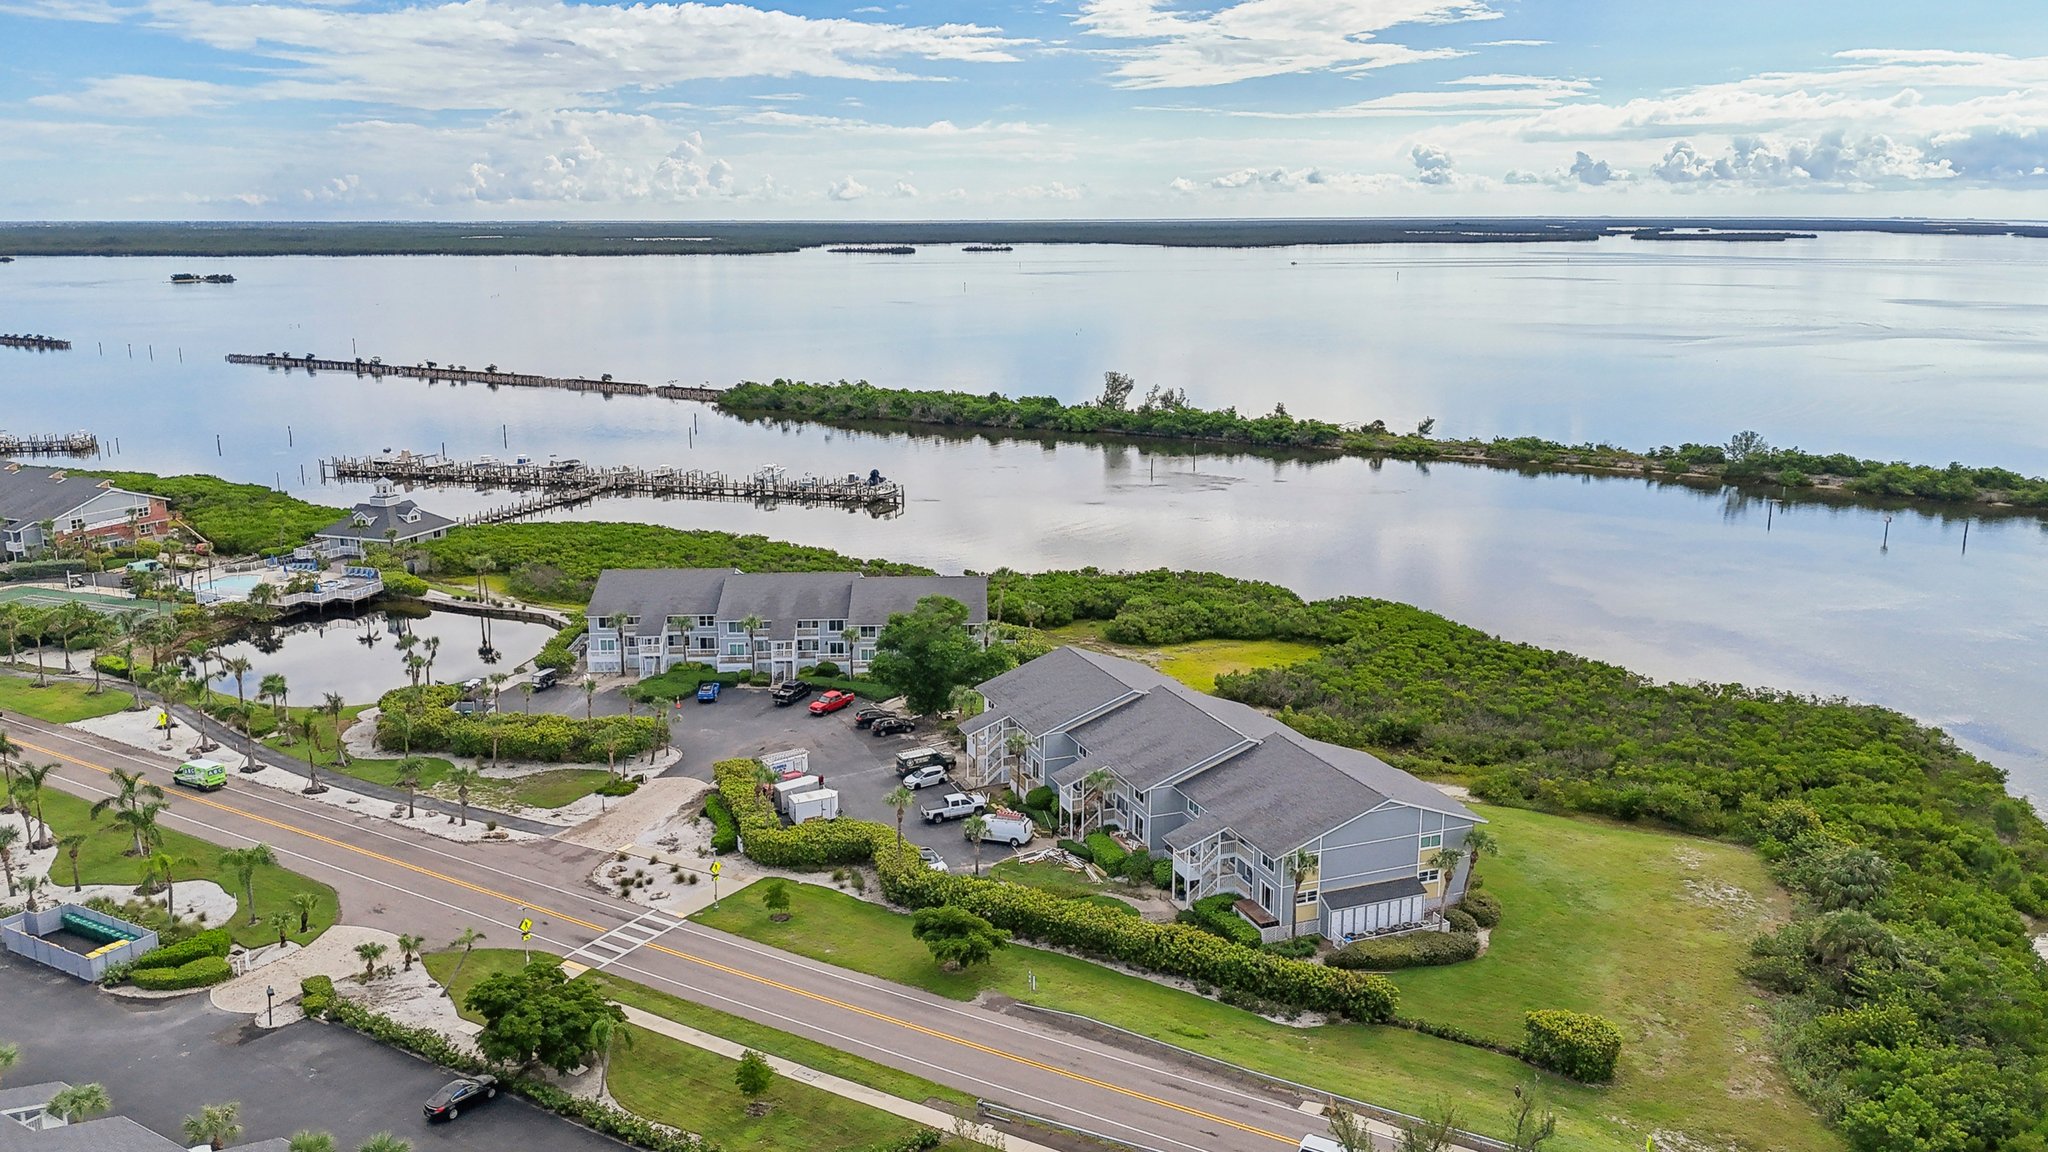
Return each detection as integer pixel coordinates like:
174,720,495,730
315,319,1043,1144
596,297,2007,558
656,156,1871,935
0,584,151,614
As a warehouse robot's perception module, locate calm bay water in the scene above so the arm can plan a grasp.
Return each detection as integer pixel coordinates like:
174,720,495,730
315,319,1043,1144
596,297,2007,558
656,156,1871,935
3,235,2046,802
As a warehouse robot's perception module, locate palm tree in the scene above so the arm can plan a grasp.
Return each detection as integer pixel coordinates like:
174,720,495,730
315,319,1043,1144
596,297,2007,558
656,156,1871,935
44,1082,112,1123
259,672,290,729
0,823,20,897
0,604,23,670
885,785,914,849
246,582,278,617
488,672,510,716
396,933,424,972
1427,846,1466,916
521,681,534,714
291,891,320,934
0,729,18,812
220,843,277,924
588,1013,632,1086
20,874,44,913
287,1131,336,1152
142,849,193,911
323,693,350,768
395,758,423,819
444,766,481,826
268,910,295,948
1286,850,1318,938
111,801,169,859
1461,828,1500,890
740,613,766,676
1079,768,1114,837
447,926,487,986
356,1133,411,1152
53,602,94,674
223,656,253,710
421,636,441,685
91,768,166,855
354,940,388,982
23,606,52,686
962,815,989,875
182,1102,243,1151
395,633,419,687
14,761,54,847
58,833,88,890
580,676,598,720
0,1040,18,1085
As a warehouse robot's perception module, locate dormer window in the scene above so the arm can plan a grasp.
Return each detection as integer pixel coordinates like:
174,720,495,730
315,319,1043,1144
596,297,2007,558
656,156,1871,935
402,510,421,524
351,513,373,527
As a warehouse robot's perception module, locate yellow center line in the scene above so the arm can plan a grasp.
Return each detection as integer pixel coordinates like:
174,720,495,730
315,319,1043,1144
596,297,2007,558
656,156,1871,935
23,734,1291,1145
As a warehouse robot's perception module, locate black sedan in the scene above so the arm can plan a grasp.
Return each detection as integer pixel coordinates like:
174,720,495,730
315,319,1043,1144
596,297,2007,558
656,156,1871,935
871,715,917,737
853,707,898,729
424,1074,498,1122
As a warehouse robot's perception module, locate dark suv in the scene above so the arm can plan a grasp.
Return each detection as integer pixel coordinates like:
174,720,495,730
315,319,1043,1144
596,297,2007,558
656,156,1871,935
770,680,814,706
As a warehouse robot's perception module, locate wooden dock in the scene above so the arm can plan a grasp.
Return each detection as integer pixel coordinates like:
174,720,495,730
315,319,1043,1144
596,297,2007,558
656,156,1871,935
0,431,97,456
321,454,905,519
2,334,71,351
227,352,723,402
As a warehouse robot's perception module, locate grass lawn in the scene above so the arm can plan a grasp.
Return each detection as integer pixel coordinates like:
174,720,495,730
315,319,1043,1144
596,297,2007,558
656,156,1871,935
985,858,1139,915
1037,623,1321,692
36,788,340,949
425,947,973,1110
696,812,1839,1152
0,674,134,722
257,702,370,769
466,768,616,810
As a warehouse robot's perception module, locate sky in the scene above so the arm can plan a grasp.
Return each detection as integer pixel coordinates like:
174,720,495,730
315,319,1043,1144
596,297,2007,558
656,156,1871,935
2,0,2046,219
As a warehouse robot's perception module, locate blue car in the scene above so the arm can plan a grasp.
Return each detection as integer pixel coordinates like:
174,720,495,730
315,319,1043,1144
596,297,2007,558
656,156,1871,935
697,680,721,703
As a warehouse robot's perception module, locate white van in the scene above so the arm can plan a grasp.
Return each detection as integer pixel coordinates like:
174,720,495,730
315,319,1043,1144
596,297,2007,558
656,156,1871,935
1298,1136,1345,1152
970,810,1035,847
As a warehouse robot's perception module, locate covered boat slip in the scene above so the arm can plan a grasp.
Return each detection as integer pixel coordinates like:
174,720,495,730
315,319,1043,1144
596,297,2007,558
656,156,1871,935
1320,876,1428,940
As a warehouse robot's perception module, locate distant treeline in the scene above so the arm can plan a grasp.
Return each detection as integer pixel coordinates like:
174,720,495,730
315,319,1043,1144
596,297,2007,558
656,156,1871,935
717,378,2048,514
4,217,2047,257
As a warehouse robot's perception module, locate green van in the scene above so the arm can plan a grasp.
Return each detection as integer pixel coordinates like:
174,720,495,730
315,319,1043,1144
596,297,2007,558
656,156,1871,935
173,759,228,791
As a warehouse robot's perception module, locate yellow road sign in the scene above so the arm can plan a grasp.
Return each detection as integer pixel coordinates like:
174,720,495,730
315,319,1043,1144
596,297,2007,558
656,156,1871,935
518,916,533,940
710,861,722,878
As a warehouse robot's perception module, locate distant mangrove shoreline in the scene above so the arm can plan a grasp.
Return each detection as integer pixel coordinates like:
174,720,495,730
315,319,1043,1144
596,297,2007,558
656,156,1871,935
714,377,2048,518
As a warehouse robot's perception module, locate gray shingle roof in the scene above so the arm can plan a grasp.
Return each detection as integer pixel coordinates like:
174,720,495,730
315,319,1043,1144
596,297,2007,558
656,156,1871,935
848,575,988,626
1322,876,1425,909
1179,735,1389,854
0,465,152,533
1162,811,1230,850
0,1115,183,1152
714,572,857,639
589,568,735,638
312,498,455,543
973,648,1147,738
1067,690,1252,791
0,1083,65,1113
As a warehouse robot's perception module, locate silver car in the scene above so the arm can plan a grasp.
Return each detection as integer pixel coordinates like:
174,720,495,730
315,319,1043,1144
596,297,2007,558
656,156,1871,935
917,846,950,873
901,764,949,790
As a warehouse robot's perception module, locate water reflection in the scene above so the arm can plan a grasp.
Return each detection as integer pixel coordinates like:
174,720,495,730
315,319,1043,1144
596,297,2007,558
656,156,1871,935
203,608,554,703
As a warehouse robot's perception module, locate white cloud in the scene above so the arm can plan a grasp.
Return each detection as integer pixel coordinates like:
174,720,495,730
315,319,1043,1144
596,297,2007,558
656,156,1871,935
1011,180,1083,199
1476,38,1546,46
1167,175,1199,193
890,179,919,197
1567,149,1619,185
1650,132,1951,186
1196,73,1592,118
1200,165,1408,193
1410,142,1456,184
827,175,870,200
1074,0,1496,89
29,74,234,117
736,111,1042,136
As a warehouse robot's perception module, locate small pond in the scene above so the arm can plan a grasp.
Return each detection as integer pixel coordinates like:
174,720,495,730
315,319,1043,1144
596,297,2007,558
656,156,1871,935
203,606,557,704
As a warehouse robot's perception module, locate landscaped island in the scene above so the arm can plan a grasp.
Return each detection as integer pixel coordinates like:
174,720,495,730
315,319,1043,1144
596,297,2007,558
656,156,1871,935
714,377,2048,516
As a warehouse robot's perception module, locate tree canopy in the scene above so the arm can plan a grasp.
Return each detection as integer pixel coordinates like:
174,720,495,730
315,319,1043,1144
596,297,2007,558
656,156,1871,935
464,958,625,1074
910,905,1009,970
869,595,1013,715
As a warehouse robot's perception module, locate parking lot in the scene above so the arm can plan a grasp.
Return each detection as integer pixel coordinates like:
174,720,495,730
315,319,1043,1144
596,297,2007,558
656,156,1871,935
661,684,1026,874
0,954,624,1151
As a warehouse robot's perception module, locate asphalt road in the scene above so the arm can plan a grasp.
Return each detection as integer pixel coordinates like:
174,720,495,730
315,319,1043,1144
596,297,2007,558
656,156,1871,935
5,713,1326,1152
0,953,623,1151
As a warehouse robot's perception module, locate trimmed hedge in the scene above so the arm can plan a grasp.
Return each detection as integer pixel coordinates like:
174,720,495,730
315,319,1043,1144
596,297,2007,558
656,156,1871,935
1024,787,1057,811
300,974,336,1017
1186,893,1263,948
705,793,740,854
1523,1009,1625,1083
135,927,231,971
713,758,1400,1023
1327,931,1481,970
376,685,663,762
1084,832,1127,873
1459,890,1502,928
93,653,133,680
131,955,233,990
1444,906,1479,934
1058,838,1091,863
535,622,586,675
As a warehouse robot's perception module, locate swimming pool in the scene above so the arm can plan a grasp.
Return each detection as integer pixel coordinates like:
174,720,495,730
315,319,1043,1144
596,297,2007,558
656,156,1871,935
195,572,266,602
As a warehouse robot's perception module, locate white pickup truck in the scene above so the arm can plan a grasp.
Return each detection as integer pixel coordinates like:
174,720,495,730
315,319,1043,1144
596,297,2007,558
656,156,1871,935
920,791,988,824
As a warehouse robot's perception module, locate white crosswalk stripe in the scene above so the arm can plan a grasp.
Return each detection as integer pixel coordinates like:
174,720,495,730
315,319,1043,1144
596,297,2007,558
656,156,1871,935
563,909,687,970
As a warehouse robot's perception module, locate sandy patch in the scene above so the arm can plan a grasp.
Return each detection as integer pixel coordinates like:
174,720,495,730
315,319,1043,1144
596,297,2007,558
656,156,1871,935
556,778,709,853
71,707,212,760
31,879,239,927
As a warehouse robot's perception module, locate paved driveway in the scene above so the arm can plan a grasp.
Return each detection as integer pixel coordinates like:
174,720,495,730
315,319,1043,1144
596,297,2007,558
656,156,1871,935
0,955,624,1152
664,686,1024,874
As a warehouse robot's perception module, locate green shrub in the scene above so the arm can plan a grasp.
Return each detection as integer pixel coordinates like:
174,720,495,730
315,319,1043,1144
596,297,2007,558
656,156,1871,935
134,927,231,971
1522,1009,1625,1083
1458,890,1502,928
1444,907,1479,934
749,672,772,687
1327,931,1480,970
1058,838,1091,864
811,660,842,678
92,653,132,680
595,776,640,797
1120,849,1155,885
374,685,662,762
300,974,336,1017
1186,893,1264,948
1084,832,1127,874
704,793,739,854
1263,935,1321,959
380,570,429,598
713,758,896,870
1025,786,1057,811
1151,857,1173,889
131,955,233,990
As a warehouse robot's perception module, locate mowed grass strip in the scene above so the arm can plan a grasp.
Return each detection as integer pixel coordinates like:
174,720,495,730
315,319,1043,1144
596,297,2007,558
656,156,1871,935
36,788,340,948
694,805,1839,1152
0,674,134,723
1035,623,1322,692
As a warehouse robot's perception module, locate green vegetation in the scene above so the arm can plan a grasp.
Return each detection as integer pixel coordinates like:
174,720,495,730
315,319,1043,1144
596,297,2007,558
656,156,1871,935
466,957,624,1074
373,685,664,765
417,523,927,605
0,676,133,722
869,595,1012,714
37,789,338,948
95,470,342,555
697,881,1739,1152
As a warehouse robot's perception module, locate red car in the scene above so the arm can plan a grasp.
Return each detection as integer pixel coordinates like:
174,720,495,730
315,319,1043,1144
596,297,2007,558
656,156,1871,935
808,690,856,715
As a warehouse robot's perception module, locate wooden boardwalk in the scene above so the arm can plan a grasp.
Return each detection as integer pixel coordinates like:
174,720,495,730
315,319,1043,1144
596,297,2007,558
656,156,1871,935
321,454,905,520
227,352,723,402
0,431,97,456
2,334,71,351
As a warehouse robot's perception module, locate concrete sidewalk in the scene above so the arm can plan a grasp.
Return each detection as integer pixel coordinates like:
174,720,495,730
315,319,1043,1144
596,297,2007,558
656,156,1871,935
612,1003,1059,1152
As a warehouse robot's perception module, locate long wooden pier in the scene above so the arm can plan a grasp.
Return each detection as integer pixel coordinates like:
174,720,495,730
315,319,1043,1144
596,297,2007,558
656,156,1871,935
2,334,70,351
321,453,905,518
227,352,723,402
0,431,97,456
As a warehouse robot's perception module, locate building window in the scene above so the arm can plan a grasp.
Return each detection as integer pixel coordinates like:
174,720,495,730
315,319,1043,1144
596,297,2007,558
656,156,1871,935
596,638,616,652
859,625,880,638
797,640,819,654
621,615,640,628
726,642,747,657
1186,800,1203,817
1235,859,1251,883
1260,882,1273,909
1418,868,1441,885
797,619,820,630
1259,853,1274,872
697,615,717,629
68,518,86,533
1419,832,1443,850
827,641,847,656
826,619,846,633
726,621,745,634
856,646,875,663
